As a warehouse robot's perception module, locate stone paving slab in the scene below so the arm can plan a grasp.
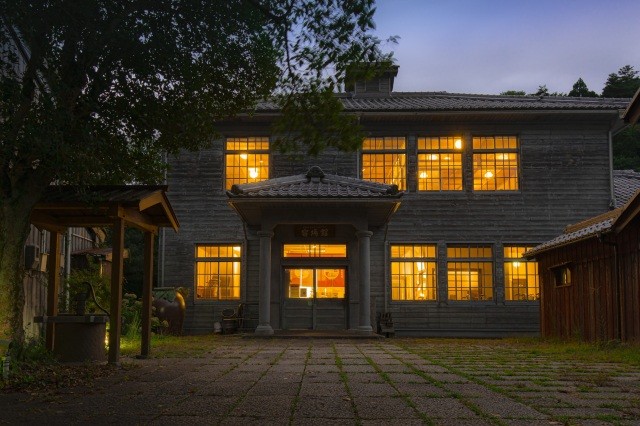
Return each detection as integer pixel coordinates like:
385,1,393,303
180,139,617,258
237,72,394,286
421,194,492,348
1,338,639,425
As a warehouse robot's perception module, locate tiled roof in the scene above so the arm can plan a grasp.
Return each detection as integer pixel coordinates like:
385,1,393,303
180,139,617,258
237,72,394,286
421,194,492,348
226,166,402,199
613,169,640,207
525,210,621,257
623,87,640,124
257,93,629,113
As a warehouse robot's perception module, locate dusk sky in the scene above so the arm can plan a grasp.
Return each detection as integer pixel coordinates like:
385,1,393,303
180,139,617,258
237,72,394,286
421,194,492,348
372,0,640,95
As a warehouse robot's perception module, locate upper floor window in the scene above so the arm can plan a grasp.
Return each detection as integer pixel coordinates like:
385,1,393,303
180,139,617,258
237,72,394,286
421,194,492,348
472,136,519,191
447,244,493,301
225,137,270,190
417,136,464,191
195,245,241,300
361,137,406,190
504,246,539,301
390,244,437,301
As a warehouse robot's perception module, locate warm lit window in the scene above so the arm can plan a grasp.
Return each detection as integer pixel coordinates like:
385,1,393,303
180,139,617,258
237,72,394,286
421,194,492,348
390,244,437,301
504,246,539,301
472,136,519,191
285,268,346,299
361,137,406,190
447,245,493,301
195,245,241,300
283,244,347,258
225,137,270,189
417,136,463,191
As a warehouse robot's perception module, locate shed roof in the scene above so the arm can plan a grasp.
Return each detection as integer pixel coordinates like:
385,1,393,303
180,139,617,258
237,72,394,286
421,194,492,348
526,190,640,257
31,185,179,234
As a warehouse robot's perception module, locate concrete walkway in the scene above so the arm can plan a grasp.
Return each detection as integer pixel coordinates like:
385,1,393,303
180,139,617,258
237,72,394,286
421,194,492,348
1,338,639,425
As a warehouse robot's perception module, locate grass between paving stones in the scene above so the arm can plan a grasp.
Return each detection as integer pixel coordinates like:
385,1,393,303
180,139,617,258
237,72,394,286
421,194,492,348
288,344,312,425
358,345,435,426
518,338,640,367
219,345,286,422
332,343,362,425
395,339,640,425
372,343,505,426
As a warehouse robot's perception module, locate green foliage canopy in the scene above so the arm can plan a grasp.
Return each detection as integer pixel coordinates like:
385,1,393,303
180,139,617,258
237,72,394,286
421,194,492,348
568,78,597,97
0,0,392,347
602,65,640,98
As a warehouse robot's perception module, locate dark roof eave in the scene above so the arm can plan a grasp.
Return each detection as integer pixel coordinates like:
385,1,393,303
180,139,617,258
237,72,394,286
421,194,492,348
523,230,612,259
242,108,623,118
227,196,403,202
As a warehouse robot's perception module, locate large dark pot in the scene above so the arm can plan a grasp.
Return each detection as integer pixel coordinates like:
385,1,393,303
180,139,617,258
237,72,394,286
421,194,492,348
152,287,187,335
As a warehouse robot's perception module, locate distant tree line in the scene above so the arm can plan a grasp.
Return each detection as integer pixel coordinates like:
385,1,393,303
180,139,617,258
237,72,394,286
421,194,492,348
501,65,640,172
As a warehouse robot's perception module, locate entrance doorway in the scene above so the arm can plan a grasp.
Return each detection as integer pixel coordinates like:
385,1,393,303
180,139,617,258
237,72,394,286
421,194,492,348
282,267,346,330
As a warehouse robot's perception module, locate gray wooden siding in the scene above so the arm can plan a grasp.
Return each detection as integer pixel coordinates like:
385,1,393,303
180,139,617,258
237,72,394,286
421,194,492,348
165,116,613,336
22,226,97,339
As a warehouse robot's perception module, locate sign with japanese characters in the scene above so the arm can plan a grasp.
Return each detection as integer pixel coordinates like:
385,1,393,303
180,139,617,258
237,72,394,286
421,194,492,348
294,225,336,238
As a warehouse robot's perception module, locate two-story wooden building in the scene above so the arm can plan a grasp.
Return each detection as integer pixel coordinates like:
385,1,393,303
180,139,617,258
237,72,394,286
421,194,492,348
161,67,628,337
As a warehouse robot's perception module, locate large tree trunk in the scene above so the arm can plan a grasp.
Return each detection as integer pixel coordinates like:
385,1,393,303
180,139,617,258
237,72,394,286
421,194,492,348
0,186,47,353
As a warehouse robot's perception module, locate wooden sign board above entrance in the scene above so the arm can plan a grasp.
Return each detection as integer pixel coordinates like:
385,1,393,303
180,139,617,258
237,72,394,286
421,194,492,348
294,225,336,238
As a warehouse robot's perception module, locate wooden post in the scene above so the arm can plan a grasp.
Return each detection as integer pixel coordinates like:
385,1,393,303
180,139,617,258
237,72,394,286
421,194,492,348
140,231,154,358
108,217,125,365
46,232,62,351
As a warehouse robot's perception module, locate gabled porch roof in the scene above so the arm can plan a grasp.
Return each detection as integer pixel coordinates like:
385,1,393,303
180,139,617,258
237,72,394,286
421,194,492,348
227,166,403,228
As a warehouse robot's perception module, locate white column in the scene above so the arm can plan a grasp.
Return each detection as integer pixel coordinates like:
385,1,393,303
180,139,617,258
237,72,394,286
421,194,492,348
255,231,274,335
356,230,373,333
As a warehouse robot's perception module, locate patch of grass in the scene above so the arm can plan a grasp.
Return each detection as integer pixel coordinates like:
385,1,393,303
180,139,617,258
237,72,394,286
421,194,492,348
595,413,623,423
120,333,221,358
506,337,640,367
599,402,623,410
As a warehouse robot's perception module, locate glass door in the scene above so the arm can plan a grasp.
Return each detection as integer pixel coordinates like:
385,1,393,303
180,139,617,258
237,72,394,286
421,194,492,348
283,268,346,329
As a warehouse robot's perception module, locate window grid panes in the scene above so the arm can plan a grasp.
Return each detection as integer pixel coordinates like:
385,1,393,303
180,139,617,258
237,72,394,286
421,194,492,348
361,137,406,190
225,137,270,189
472,136,519,191
504,246,539,301
390,244,437,301
447,245,493,301
195,245,241,300
417,136,464,191
282,244,347,258
286,268,346,299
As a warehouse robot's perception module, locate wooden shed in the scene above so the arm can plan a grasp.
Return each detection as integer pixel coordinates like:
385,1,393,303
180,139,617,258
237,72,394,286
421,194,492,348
525,191,640,342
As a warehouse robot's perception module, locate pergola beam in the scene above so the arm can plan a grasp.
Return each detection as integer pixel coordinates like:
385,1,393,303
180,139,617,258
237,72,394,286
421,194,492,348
140,231,154,358
45,232,62,351
108,218,125,365
32,185,180,366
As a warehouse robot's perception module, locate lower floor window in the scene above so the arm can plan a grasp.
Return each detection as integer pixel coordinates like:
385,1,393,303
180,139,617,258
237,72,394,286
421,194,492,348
195,244,241,300
390,244,437,301
447,245,493,301
504,245,539,300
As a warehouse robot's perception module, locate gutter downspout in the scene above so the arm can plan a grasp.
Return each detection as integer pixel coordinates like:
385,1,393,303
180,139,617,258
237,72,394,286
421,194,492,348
158,151,168,287
608,129,615,209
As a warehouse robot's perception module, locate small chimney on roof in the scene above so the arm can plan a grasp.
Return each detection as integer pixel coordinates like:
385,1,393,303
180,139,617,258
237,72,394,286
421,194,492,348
345,63,399,96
